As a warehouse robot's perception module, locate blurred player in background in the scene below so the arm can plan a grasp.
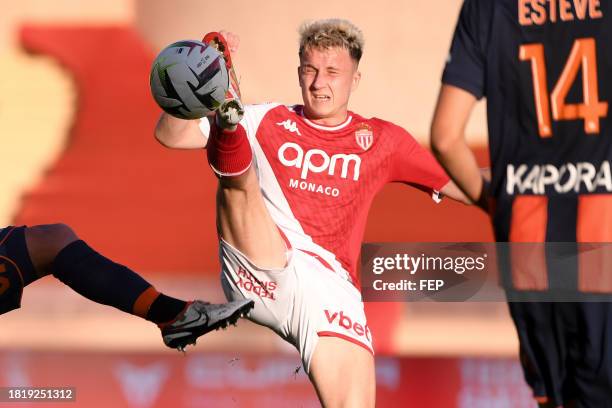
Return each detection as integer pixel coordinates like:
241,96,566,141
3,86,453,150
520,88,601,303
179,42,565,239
431,0,610,406
156,22,469,406
0,224,253,350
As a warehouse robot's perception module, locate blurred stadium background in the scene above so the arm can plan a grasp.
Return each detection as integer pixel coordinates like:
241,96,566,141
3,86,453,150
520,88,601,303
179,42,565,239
0,0,536,406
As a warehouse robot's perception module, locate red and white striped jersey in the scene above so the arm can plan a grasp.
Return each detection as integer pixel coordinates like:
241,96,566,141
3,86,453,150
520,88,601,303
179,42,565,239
211,103,449,288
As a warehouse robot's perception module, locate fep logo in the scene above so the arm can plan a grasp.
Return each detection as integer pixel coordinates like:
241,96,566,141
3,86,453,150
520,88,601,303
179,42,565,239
278,142,361,181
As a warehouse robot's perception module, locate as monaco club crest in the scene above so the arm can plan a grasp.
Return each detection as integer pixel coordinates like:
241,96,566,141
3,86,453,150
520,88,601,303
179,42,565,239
355,124,373,151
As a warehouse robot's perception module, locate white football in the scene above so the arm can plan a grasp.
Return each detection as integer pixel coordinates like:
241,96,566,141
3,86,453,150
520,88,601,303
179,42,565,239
150,40,229,119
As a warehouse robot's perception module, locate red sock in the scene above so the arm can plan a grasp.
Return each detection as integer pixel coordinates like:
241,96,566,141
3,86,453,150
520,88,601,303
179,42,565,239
206,124,252,176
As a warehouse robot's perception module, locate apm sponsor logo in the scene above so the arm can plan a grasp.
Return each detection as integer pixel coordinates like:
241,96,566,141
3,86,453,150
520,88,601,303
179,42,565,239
506,161,612,194
278,142,361,180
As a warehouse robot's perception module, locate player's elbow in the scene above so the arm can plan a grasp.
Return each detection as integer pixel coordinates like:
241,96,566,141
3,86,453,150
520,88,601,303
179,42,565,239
154,114,207,149
430,122,459,158
154,127,174,148
154,115,181,148
154,116,170,147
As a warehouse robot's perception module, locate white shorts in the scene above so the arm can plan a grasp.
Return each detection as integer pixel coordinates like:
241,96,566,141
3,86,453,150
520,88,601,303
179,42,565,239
219,238,374,372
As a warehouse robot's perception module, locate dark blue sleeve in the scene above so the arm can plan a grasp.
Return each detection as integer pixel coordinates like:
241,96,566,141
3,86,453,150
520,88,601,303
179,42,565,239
442,0,490,99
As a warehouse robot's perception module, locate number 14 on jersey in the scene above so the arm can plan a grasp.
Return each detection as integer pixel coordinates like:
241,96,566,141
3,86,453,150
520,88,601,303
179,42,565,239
520,38,608,137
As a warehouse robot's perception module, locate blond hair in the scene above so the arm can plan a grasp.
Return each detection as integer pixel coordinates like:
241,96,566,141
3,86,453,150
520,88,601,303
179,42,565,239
298,18,364,63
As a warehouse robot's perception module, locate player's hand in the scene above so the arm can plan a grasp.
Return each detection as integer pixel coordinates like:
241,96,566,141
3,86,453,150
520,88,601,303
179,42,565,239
476,177,492,213
219,30,240,54
474,168,492,212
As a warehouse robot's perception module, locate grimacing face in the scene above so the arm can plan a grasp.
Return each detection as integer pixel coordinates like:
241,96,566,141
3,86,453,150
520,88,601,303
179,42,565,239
298,46,361,126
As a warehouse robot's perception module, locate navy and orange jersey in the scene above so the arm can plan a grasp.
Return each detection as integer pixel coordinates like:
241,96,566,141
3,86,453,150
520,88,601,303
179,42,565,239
442,0,611,243
0,226,29,314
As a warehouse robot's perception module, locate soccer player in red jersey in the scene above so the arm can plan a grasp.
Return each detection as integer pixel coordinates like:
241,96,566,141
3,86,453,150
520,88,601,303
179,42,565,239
156,22,469,406
431,1,611,407
0,223,253,350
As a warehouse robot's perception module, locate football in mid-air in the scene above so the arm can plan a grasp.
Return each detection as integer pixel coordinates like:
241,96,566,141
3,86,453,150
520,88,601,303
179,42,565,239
150,40,229,119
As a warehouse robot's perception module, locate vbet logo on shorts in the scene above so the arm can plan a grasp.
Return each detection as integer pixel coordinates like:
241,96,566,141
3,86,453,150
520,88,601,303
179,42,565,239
278,142,361,197
324,309,372,342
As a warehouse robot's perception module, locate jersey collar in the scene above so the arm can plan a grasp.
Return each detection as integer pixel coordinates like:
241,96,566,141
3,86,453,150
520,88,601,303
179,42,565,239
295,105,353,131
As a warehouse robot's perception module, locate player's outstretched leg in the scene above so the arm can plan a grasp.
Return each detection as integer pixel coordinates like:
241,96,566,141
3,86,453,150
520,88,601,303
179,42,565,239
0,224,253,350
201,30,286,268
207,100,288,269
309,337,376,408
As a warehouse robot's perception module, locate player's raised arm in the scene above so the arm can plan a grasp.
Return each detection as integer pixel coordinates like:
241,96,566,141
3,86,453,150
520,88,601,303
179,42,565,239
430,84,488,210
386,121,471,205
154,114,210,149
152,30,241,150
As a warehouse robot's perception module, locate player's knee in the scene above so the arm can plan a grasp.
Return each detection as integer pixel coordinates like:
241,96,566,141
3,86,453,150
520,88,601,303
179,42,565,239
25,224,79,263
217,165,259,191
39,223,78,249
310,337,375,407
